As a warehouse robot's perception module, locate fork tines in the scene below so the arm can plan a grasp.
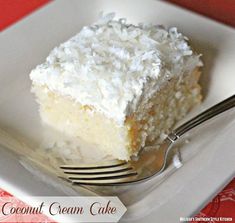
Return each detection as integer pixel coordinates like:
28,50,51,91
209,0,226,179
60,160,137,186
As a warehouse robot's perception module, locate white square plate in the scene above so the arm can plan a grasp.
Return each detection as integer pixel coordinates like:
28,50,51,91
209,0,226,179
0,0,235,222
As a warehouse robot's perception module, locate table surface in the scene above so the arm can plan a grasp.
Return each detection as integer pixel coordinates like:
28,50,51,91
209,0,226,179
0,0,234,222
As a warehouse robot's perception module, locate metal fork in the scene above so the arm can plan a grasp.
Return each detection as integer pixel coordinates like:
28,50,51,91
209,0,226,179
59,95,235,186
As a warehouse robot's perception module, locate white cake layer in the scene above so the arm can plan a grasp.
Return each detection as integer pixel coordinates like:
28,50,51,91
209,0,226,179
31,68,201,160
30,13,202,125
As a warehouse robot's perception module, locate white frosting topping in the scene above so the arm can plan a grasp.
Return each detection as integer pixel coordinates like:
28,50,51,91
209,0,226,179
30,13,202,125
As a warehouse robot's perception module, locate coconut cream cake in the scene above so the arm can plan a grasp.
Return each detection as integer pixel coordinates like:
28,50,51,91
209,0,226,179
30,13,202,160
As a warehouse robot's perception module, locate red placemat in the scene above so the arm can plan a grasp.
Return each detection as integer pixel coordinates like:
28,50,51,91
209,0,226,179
0,1,234,222
0,190,55,222
191,178,235,223
166,0,235,28
0,0,51,31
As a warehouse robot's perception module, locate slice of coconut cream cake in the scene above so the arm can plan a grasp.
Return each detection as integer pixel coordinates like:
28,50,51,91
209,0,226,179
30,13,202,160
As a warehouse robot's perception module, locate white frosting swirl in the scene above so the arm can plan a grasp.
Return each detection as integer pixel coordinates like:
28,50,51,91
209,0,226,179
30,13,202,124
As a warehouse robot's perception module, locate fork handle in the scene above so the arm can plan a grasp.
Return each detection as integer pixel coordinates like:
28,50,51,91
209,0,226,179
169,94,235,141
